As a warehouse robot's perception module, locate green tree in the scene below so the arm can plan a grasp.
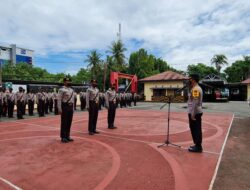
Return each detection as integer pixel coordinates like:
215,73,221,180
85,50,102,78
108,40,127,71
211,54,228,73
187,63,219,79
72,68,91,84
224,56,250,82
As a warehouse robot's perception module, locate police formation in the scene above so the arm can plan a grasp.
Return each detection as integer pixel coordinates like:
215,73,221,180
0,77,139,143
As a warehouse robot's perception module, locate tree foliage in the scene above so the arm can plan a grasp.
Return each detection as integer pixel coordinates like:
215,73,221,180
224,56,250,82
107,40,127,72
211,54,228,73
85,50,102,78
128,48,174,79
187,63,219,79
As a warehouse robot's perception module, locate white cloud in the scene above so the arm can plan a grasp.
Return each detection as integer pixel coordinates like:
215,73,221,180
0,0,250,72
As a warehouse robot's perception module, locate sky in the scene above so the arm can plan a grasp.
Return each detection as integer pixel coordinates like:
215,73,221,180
1,0,250,74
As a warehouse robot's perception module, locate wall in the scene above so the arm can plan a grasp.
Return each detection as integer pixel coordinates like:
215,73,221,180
144,81,184,101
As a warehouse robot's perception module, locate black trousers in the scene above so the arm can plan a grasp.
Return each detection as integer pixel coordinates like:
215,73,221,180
28,100,34,115
0,101,2,118
45,100,49,114
2,102,7,117
60,103,73,139
88,101,99,132
49,99,53,112
54,99,58,115
7,100,14,117
188,113,203,147
17,100,23,119
108,101,116,128
80,98,86,110
38,100,45,116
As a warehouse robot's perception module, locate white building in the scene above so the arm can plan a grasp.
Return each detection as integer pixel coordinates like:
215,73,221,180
0,44,34,65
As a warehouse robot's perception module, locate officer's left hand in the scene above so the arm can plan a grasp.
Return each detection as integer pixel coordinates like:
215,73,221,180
191,115,196,120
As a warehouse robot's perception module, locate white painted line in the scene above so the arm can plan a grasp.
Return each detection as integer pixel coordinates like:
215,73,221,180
0,177,23,190
208,114,235,190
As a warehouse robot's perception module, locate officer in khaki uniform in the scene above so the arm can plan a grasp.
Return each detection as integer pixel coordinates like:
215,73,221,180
27,89,35,116
105,84,117,129
58,77,75,143
36,88,46,117
7,88,15,118
86,79,100,135
187,74,203,153
15,87,24,119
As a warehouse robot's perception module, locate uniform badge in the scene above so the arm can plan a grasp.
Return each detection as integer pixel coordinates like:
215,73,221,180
192,90,200,98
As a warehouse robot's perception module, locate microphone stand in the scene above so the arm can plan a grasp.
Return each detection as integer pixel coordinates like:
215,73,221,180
158,85,188,148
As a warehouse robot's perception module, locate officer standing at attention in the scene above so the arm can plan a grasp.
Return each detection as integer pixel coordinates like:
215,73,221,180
27,89,35,116
7,87,15,118
15,87,24,119
105,83,117,129
86,79,100,135
36,88,45,117
187,74,203,153
58,76,75,143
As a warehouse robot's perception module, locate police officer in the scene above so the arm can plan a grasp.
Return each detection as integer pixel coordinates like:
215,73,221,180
105,84,117,129
27,89,35,116
58,77,75,143
2,87,7,117
48,89,53,113
53,89,59,115
7,88,15,118
86,79,100,135
15,87,24,119
36,88,45,117
187,74,203,153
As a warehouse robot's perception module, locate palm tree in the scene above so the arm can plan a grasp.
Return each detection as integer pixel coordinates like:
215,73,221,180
211,54,228,73
85,50,102,77
108,40,127,71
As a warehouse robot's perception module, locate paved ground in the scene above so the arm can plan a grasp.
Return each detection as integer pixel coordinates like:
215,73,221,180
0,101,249,190
130,101,250,190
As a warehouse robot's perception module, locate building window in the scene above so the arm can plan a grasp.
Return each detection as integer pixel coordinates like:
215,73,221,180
21,49,26,54
153,89,166,96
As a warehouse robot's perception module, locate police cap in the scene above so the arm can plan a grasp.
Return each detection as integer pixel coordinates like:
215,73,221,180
189,74,200,83
63,76,72,82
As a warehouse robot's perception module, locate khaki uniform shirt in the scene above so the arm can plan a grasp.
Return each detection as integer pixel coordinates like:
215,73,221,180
86,87,99,109
57,86,74,112
188,84,203,116
15,92,24,104
7,92,15,103
27,93,35,101
105,89,116,108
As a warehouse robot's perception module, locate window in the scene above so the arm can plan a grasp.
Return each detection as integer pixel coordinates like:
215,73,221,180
153,89,166,96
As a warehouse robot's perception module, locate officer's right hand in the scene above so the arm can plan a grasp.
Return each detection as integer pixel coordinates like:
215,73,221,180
58,111,62,115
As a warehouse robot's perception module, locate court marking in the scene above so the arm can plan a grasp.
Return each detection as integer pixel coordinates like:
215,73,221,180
208,114,235,190
0,177,23,190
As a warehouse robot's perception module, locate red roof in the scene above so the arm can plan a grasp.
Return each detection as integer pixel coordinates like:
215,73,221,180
139,71,188,82
242,78,250,84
